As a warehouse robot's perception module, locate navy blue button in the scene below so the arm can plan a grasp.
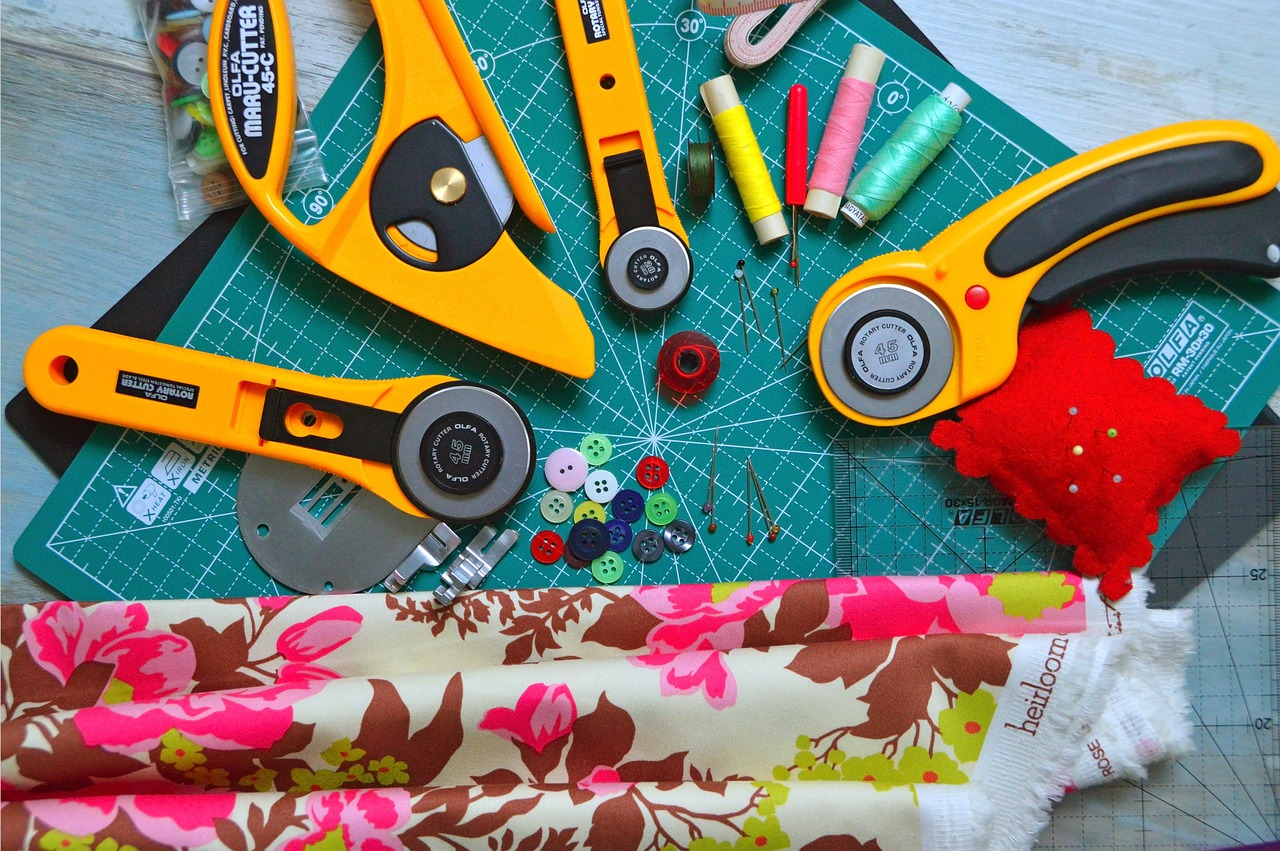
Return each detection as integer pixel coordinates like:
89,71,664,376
612,488,645,523
604,518,633,552
567,518,609,561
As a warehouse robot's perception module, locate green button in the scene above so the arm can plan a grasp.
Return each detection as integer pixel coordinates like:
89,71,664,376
591,552,625,584
574,500,607,523
539,489,573,524
645,493,678,526
579,433,613,466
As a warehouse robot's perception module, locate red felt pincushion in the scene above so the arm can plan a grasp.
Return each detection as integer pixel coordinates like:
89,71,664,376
930,308,1240,600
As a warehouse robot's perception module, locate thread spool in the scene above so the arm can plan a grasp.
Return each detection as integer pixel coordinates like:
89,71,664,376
805,44,885,219
687,140,716,211
700,74,788,245
657,330,721,397
840,83,970,227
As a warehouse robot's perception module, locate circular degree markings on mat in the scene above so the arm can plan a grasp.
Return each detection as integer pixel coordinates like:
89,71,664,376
540,490,574,524
531,530,564,564
636,455,670,489
545,447,589,492
674,10,706,41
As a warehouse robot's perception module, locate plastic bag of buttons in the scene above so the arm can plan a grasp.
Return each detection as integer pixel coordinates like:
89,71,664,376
136,0,329,222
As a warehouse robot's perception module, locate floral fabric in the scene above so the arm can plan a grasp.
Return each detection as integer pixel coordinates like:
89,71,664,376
0,572,1191,851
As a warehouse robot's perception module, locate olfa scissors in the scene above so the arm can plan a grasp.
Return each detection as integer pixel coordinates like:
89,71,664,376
25,327,536,524
554,0,692,313
208,0,595,378
810,120,1280,426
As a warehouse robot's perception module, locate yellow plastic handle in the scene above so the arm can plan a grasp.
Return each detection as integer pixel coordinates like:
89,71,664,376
810,120,1280,426
554,0,686,260
208,0,597,379
24,326,447,516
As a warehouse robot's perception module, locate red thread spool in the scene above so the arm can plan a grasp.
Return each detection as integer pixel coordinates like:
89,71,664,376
657,331,721,397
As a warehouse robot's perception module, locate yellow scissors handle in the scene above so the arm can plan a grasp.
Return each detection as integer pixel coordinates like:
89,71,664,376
811,120,1280,426
25,327,536,522
555,0,692,313
208,0,596,378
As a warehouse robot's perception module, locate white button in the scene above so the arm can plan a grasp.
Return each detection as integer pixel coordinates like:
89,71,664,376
583,469,619,504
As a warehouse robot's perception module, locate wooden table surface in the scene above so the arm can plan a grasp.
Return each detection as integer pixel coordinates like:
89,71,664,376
3,0,1278,604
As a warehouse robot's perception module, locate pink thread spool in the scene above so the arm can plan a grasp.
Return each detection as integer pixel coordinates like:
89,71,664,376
804,44,885,219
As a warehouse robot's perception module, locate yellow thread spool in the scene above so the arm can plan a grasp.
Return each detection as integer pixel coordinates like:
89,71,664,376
700,75,788,245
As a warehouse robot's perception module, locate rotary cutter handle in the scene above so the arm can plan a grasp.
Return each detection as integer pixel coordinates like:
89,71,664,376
810,120,1280,426
24,327,536,524
554,0,692,313
208,0,595,378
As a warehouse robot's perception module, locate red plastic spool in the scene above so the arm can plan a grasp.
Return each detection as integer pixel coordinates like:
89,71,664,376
657,330,721,396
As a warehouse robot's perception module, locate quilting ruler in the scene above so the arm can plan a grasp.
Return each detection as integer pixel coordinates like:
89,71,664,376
15,1,1280,604
835,424,1280,848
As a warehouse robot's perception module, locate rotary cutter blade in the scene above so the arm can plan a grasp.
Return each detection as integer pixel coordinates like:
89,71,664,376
208,0,595,378
23,327,535,523
809,120,1280,426
554,0,693,313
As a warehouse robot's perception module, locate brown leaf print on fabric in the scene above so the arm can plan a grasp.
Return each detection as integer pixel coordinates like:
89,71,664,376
785,637,893,689
581,595,663,652
352,674,464,785
14,716,147,793
931,634,1016,694
566,692,637,784
171,617,259,692
802,837,883,851
585,791,646,850
386,593,491,639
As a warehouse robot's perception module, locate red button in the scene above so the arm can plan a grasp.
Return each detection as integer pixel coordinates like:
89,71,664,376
635,455,670,489
964,285,990,310
530,530,564,564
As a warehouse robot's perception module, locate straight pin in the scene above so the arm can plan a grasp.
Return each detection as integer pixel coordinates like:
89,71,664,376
736,260,765,339
781,334,807,369
747,457,782,542
734,264,750,354
744,464,755,546
703,428,718,533
770,286,787,365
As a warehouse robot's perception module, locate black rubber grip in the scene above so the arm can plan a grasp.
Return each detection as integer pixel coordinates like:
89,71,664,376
1029,190,1280,306
986,141,1265,277
604,149,660,235
259,388,399,464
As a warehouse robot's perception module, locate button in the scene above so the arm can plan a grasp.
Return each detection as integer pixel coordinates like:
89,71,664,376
645,493,678,526
574,500,607,523
539,490,574,524
631,529,664,563
579,433,613,465
567,518,609,561
530,530,564,564
604,518,633,552
636,455,670,489
563,547,590,569
591,552,625,584
611,488,645,523
545,447,589,492
583,469,619,504
172,41,208,87
663,519,697,554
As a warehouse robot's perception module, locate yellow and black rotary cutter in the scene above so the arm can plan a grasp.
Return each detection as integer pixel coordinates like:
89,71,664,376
810,120,1280,426
24,327,536,524
554,0,693,313
208,0,595,378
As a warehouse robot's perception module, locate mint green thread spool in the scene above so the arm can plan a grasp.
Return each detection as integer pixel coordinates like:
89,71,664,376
840,83,970,227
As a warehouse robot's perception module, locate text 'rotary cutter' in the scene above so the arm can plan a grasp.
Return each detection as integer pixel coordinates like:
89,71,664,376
554,0,693,314
24,327,536,524
208,0,595,377
809,120,1280,426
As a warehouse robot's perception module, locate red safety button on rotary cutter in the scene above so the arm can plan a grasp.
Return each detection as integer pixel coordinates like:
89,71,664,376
964,285,990,310
531,530,564,564
636,455,670,489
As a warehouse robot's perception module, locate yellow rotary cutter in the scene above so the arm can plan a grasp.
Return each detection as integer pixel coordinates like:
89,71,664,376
810,120,1280,426
208,0,594,378
554,0,693,313
24,327,536,524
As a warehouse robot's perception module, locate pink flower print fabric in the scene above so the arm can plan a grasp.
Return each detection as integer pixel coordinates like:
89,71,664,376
0,572,1188,851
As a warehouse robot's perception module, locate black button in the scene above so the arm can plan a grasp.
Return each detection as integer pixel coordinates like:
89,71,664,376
568,518,609,561
419,412,503,495
631,529,663,563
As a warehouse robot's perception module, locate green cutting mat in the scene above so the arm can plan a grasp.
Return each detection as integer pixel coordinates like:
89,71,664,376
16,0,1280,600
